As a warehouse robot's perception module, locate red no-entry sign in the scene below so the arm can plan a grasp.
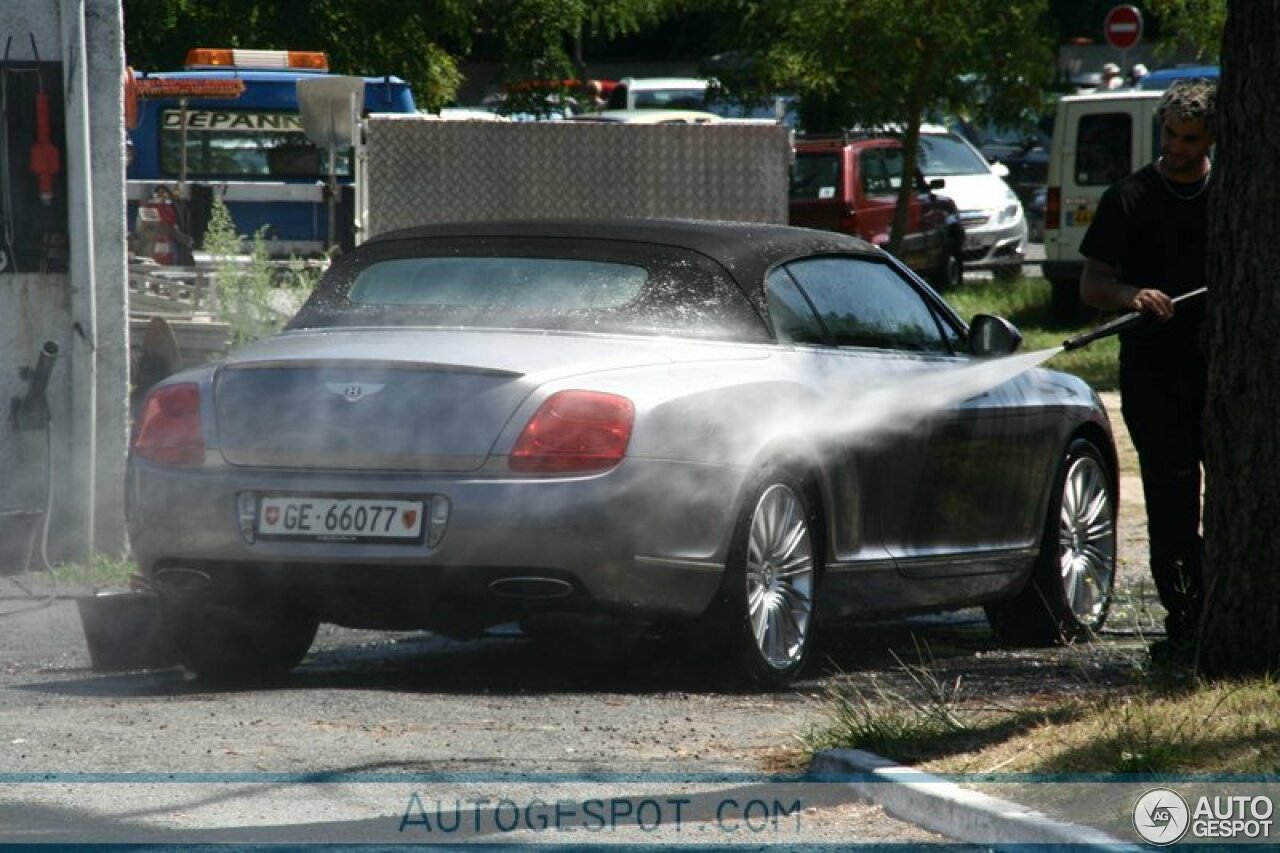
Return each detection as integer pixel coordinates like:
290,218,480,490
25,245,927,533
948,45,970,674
1104,5,1144,50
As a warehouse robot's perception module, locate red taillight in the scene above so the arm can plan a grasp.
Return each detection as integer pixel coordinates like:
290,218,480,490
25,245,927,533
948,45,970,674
132,383,204,465
510,390,635,474
1046,186,1061,231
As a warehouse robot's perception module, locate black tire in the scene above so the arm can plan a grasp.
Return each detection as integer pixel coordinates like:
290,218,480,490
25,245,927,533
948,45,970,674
709,466,823,688
928,251,963,291
986,438,1117,646
163,600,318,682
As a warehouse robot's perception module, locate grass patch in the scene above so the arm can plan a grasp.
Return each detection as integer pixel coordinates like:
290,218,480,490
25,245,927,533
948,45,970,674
51,553,137,592
803,644,1280,777
919,677,1280,776
946,275,1120,391
800,640,1095,768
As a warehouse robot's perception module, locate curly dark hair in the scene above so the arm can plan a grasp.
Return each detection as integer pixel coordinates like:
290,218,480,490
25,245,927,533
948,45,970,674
1157,78,1217,135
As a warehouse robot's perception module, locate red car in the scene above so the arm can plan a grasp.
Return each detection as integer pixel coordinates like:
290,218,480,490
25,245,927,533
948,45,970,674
790,134,964,289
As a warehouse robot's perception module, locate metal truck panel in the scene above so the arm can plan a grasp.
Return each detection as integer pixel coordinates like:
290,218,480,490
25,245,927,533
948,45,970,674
357,117,790,241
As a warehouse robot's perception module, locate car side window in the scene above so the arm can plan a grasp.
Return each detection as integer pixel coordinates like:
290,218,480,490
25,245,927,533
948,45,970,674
784,256,950,353
764,267,827,345
859,149,891,196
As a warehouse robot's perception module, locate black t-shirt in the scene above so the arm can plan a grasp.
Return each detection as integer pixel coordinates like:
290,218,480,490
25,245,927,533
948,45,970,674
1079,163,1208,364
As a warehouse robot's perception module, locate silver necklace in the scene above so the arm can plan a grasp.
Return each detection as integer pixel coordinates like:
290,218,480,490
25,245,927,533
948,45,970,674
1157,156,1212,200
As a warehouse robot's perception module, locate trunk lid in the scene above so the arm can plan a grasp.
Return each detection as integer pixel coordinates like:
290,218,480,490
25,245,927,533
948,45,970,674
213,328,680,471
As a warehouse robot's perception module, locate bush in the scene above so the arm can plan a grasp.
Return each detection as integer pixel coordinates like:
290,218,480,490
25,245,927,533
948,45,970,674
202,197,321,345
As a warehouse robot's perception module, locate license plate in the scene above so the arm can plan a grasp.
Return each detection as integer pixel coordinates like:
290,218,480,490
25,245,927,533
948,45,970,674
258,496,424,542
1068,207,1093,227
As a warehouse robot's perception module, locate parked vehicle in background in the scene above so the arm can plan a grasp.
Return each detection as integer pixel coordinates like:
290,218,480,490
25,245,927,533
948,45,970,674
606,77,711,111
917,127,1027,281
353,115,791,242
1027,186,1046,243
566,109,721,124
789,133,964,290
953,114,1052,209
127,48,416,259
605,77,793,126
126,218,1119,688
433,108,508,121
1042,89,1163,320
484,78,618,120
1138,65,1219,90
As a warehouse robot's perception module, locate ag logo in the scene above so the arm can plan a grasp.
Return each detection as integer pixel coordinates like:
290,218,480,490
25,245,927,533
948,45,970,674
1133,788,1190,845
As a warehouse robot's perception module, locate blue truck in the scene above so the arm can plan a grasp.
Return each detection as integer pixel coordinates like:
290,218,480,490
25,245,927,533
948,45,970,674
127,48,415,261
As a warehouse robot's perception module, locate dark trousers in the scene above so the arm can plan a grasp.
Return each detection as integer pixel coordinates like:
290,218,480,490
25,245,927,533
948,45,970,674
1120,355,1206,644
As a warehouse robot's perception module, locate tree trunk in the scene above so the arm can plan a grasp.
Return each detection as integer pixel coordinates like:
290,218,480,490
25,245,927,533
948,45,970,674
888,48,936,258
573,25,588,86
1199,0,1280,676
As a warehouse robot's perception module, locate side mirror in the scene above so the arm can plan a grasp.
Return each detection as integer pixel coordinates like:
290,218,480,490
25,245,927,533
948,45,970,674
990,161,1011,179
969,314,1023,357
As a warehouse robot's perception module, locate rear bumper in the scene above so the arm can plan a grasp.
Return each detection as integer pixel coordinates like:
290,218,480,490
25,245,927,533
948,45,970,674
127,456,744,628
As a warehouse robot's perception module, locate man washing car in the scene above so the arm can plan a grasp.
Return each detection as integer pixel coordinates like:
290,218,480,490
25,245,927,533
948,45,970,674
1077,79,1216,661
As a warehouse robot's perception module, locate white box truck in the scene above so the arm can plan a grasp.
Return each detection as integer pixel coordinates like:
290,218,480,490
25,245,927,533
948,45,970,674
353,116,792,242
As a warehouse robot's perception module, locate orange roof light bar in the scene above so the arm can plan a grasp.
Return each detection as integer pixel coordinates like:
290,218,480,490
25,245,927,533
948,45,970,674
184,48,329,71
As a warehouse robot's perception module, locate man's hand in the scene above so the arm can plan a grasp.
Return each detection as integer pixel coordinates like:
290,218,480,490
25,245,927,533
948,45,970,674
1129,287,1175,321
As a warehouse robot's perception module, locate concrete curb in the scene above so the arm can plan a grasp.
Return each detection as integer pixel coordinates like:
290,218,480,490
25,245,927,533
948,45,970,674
810,749,1140,848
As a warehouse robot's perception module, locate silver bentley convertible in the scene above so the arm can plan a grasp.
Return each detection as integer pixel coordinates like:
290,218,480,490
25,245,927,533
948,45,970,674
127,219,1118,686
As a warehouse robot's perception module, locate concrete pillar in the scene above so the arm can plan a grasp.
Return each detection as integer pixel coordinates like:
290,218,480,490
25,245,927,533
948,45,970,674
0,0,128,570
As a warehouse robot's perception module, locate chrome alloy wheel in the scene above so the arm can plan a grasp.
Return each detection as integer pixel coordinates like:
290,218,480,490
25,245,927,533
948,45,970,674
1057,454,1116,627
745,483,816,670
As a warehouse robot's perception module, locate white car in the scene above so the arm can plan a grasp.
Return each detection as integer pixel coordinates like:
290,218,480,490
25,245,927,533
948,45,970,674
566,109,721,125
919,127,1028,280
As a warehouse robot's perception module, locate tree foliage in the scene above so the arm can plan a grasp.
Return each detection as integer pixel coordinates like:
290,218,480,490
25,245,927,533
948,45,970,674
473,0,679,116
710,0,1052,253
123,0,474,109
122,0,679,112
1200,0,1280,677
1148,0,1227,62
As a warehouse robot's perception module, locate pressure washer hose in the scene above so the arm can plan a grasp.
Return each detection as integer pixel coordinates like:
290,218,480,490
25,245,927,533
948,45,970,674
1062,287,1208,351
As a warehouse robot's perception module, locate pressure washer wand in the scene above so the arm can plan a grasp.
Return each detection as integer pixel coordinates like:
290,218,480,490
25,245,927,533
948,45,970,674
1062,287,1208,351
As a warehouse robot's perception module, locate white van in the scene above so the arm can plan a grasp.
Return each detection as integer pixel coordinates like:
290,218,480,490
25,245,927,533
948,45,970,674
1042,89,1163,319
606,77,712,111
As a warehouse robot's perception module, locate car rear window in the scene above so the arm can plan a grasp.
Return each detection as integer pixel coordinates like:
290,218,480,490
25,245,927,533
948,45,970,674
348,258,648,309
289,237,769,342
